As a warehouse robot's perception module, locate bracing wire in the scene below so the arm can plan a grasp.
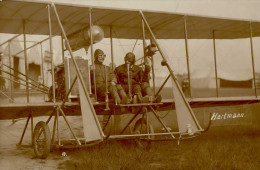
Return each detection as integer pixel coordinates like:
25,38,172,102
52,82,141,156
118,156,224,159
131,39,139,53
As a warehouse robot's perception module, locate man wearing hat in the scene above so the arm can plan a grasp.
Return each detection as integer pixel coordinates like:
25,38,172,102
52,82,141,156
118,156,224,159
115,52,148,103
91,49,128,104
142,44,162,103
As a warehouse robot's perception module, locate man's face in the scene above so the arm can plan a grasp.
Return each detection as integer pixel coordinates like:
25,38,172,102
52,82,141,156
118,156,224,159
125,56,135,66
96,53,106,63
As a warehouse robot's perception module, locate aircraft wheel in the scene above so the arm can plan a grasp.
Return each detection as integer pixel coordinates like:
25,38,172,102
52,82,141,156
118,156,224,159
33,121,51,159
133,118,154,149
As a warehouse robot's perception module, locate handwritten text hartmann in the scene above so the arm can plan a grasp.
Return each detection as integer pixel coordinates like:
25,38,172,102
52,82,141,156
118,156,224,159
211,112,244,120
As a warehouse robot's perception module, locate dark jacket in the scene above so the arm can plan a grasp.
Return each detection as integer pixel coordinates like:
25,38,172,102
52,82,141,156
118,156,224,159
91,61,117,87
115,64,143,85
142,65,151,83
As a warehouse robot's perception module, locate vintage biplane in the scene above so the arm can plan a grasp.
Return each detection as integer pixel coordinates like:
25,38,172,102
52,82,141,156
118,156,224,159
0,0,260,159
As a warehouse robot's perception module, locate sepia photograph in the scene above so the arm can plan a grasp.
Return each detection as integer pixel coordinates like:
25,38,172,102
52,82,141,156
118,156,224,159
0,0,259,169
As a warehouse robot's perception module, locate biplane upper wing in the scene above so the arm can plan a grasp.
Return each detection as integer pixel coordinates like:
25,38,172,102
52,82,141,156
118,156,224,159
1,0,260,39
0,0,260,121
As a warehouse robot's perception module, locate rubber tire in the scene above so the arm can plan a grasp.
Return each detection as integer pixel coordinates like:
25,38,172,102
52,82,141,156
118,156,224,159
33,121,51,159
133,118,154,149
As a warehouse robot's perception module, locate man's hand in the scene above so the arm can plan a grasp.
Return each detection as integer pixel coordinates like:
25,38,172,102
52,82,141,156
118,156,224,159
110,81,116,86
144,58,151,72
144,57,151,66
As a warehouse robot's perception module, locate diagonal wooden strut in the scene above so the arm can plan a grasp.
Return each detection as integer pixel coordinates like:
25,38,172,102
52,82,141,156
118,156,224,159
51,3,104,142
139,10,203,133
120,108,142,135
149,106,175,139
57,105,81,145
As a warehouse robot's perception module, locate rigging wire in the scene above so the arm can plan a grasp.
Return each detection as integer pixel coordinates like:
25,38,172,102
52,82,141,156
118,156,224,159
157,103,175,119
131,39,139,53
0,89,14,102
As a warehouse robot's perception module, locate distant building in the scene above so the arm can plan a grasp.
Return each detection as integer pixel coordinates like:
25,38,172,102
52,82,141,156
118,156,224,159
1,38,61,91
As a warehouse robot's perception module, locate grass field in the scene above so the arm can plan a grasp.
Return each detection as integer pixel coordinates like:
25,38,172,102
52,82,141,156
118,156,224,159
58,100,260,170
59,125,260,170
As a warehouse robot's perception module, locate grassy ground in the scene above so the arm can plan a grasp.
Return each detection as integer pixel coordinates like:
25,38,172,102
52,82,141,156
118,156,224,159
57,101,260,170
60,126,260,170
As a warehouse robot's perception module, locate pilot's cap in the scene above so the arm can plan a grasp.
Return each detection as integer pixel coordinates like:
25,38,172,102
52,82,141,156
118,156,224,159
94,49,104,58
94,49,106,63
124,52,135,65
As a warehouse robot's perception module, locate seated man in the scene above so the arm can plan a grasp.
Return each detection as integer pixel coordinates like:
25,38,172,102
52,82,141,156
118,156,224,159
141,44,162,103
91,49,128,104
115,52,148,103
48,64,66,102
142,57,162,103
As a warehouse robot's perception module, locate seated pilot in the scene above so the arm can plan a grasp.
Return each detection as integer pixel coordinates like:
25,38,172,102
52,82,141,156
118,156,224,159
141,44,162,103
115,52,149,103
91,49,128,104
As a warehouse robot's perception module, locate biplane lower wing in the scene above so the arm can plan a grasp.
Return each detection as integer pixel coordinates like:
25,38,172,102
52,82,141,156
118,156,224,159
159,96,260,111
0,102,81,120
0,97,259,120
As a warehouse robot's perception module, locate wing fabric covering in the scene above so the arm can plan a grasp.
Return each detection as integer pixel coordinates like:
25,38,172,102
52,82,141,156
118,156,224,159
171,78,203,134
0,1,260,39
78,80,103,142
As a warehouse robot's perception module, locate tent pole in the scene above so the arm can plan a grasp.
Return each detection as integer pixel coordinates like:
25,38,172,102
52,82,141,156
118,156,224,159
183,16,192,98
212,30,219,97
23,20,29,103
47,4,56,103
249,22,257,97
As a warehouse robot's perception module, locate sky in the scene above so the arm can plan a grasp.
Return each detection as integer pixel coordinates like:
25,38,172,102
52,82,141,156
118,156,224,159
0,0,260,83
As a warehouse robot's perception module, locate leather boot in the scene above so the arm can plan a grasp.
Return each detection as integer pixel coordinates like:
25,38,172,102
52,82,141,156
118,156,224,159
144,87,155,102
111,87,126,112
142,95,150,103
110,85,121,104
136,92,149,103
155,94,162,103
117,88,127,112
136,92,143,103
119,89,128,104
144,87,153,96
136,92,149,113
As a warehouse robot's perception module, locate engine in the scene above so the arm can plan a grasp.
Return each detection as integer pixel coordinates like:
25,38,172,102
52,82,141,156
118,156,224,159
66,25,104,51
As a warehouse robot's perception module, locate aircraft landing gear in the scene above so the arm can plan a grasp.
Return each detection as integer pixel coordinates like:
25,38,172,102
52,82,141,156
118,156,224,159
33,121,51,159
133,118,154,149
